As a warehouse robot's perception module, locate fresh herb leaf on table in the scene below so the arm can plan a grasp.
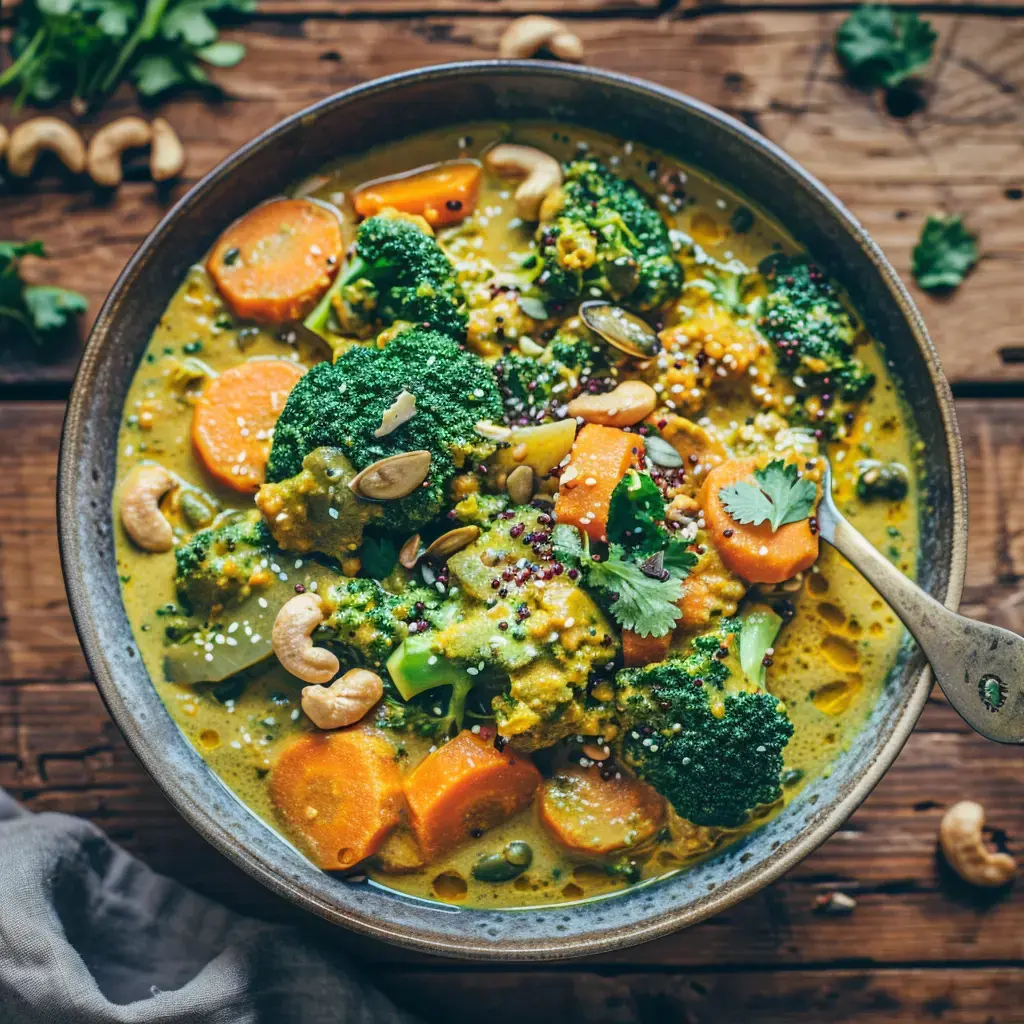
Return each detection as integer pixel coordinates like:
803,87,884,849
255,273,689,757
0,241,86,345
587,544,684,639
912,214,979,292
719,460,817,533
0,0,255,112
835,4,937,89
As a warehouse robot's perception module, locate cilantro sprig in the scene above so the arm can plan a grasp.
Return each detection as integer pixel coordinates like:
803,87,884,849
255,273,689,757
0,0,254,112
719,460,817,533
912,215,979,292
835,5,937,90
588,544,684,639
0,241,86,345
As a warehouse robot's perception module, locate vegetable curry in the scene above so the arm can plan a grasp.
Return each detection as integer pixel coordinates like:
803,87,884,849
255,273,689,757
114,124,919,909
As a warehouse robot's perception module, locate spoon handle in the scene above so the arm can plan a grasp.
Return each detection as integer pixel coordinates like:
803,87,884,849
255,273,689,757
815,495,1024,745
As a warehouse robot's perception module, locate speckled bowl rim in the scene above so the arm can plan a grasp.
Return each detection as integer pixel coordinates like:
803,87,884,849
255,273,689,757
59,61,967,961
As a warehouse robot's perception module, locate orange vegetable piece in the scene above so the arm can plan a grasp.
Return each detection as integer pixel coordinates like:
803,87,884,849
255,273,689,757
270,728,405,870
700,456,819,585
622,628,671,668
192,359,304,493
404,730,541,859
207,198,343,324
539,765,665,855
353,160,481,228
554,424,644,543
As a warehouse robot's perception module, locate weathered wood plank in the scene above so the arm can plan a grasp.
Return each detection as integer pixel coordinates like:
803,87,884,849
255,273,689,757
376,968,1024,1023
2,12,1022,384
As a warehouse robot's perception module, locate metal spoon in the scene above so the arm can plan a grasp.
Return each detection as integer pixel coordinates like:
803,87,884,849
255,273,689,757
817,461,1023,745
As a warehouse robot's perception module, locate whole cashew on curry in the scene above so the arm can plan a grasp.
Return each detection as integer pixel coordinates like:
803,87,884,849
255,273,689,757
484,144,563,221
302,669,384,730
120,464,176,553
939,800,1017,888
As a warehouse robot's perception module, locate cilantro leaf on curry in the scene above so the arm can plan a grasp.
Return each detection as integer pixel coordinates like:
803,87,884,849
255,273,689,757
835,5,937,89
719,460,817,533
912,214,979,292
587,544,684,639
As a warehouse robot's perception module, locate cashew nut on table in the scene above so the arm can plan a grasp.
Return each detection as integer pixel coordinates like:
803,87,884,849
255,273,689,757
939,800,1017,888
499,16,584,63
6,118,87,177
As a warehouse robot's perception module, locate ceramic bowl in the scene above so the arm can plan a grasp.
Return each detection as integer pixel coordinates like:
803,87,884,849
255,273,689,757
59,62,966,960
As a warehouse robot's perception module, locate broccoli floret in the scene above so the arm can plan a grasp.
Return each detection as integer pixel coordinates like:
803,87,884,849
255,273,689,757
614,624,794,828
535,158,683,311
492,336,611,425
265,329,502,535
305,211,466,339
759,256,875,401
174,514,274,616
319,577,434,666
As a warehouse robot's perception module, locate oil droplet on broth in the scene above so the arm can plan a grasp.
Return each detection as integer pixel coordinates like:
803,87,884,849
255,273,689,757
822,634,860,671
433,872,467,902
689,211,725,246
199,729,220,749
561,883,584,900
813,679,862,716
817,602,846,628
807,573,829,595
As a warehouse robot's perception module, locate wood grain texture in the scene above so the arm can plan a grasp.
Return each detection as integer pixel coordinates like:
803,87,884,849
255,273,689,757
378,968,1024,1024
2,9,1023,384
0,400,1020,972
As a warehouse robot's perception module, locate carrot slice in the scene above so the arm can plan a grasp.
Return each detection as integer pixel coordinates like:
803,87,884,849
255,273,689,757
404,731,541,859
192,359,304,493
554,424,645,543
622,628,671,668
269,728,405,870
207,198,343,324
539,765,665,855
353,160,481,228
699,456,819,585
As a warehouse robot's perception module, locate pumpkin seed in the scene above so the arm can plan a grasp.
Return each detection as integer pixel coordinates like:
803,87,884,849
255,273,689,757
517,296,548,321
179,489,218,529
423,525,480,561
471,841,534,883
399,533,423,569
374,389,417,437
505,464,534,505
350,450,431,501
579,300,659,358
645,435,684,469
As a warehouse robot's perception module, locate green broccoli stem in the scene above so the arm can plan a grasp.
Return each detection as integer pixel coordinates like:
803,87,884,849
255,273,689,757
304,255,367,336
441,675,475,738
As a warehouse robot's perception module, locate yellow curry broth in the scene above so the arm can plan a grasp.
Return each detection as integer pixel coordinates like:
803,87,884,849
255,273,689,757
114,123,918,909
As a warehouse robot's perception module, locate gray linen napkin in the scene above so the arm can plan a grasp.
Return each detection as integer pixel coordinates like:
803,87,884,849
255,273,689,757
0,790,415,1024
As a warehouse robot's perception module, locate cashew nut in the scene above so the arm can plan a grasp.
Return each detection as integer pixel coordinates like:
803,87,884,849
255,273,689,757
939,800,1017,888
6,118,86,177
301,668,383,730
567,380,658,427
150,117,186,182
499,16,584,62
87,116,152,187
272,593,339,684
120,464,175,552
484,144,563,221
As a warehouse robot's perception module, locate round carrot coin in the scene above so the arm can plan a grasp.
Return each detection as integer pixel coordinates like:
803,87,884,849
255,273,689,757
540,765,665,855
207,198,343,324
191,359,304,493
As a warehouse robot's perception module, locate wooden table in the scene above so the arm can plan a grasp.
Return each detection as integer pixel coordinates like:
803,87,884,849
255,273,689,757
2,3,1022,1021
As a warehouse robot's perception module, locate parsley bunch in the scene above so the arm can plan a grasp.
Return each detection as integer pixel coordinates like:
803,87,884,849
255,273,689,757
0,0,254,112
0,241,86,345
835,5,937,90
